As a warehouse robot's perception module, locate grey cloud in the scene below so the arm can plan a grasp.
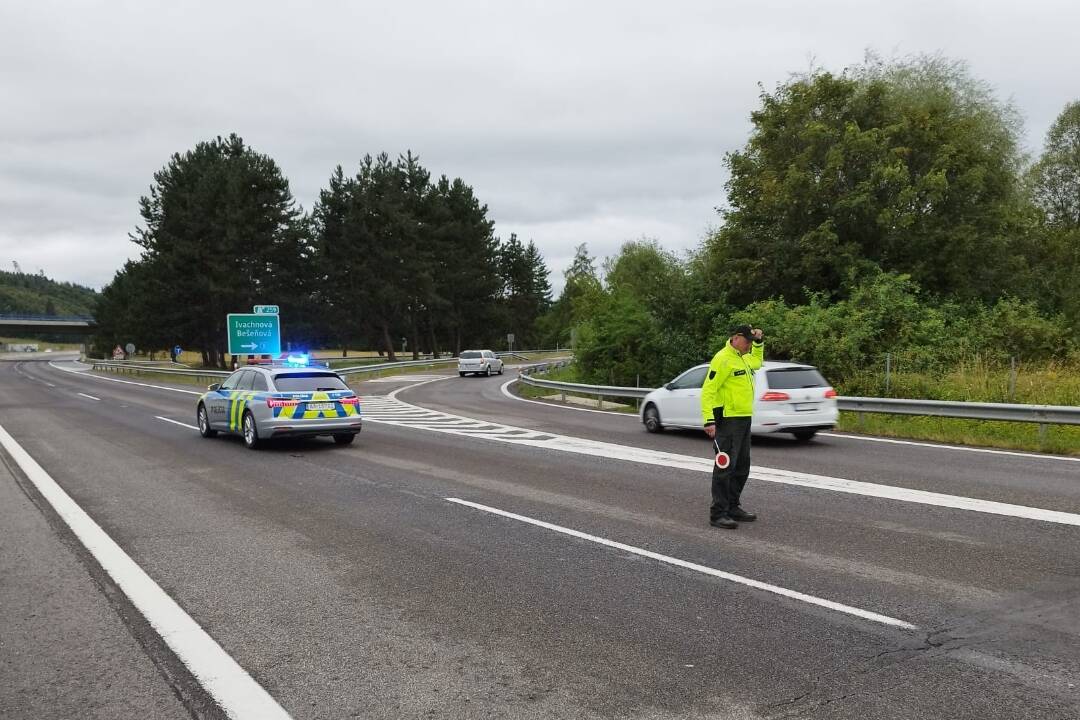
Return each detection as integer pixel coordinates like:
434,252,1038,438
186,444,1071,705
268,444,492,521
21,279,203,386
2,0,1078,290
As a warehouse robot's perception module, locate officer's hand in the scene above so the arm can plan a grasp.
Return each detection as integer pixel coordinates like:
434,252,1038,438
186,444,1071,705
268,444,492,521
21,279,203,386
704,424,716,439
752,328,763,341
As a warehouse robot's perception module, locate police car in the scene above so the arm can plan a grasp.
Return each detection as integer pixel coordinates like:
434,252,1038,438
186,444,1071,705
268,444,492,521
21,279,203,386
196,360,362,449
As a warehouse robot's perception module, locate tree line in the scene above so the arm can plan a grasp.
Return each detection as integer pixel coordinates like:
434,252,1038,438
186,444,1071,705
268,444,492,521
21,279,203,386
93,137,552,365
547,56,1080,387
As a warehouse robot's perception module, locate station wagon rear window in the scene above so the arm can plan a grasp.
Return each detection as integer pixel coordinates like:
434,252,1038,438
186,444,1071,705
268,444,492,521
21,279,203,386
765,367,828,389
272,373,348,392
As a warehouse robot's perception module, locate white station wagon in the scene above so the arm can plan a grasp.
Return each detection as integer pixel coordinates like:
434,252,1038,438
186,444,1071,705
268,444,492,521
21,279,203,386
458,349,504,377
640,361,838,441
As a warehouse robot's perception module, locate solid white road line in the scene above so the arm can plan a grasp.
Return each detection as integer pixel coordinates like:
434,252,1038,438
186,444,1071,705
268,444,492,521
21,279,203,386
501,379,1079,464
381,384,1080,527
822,432,1080,464
447,497,917,630
77,392,100,401
499,378,636,417
49,361,202,396
156,416,199,431
0,423,293,720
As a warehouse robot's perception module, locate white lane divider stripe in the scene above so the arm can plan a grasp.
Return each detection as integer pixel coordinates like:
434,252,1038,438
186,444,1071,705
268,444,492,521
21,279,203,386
49,361,202,396
371,392,1080,527
501,379,1080,464
156,416,199,431
822,432,1080,464
0,424,293,720
447,497,917,630
77,392,100,401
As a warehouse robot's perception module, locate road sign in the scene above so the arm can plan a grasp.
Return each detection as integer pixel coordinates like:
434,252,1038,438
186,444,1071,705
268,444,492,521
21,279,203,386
112,345,124,360
253,305,279,315
125,342,135,354
173,345,182,360
227,313,281,355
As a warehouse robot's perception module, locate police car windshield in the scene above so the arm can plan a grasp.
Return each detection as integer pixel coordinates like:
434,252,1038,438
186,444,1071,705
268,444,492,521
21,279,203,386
272,373,348,392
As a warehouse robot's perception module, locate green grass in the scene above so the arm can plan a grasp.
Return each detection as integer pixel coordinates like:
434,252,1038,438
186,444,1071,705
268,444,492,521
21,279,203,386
839,358,1080,406
833,359,1080,455
837,412,1080,456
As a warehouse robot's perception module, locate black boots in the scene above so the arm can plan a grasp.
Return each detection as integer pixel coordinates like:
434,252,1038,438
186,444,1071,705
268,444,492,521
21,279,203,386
728,507,757,522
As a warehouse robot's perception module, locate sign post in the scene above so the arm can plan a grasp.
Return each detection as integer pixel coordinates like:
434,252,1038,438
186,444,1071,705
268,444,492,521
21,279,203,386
227,313,281,356
506,333,515,352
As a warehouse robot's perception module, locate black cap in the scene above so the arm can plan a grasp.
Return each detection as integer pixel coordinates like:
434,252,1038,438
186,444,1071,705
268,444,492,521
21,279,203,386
731,324,758,342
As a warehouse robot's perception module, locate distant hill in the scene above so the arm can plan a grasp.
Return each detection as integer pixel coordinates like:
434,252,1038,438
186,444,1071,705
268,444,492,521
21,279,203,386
0,269,98,316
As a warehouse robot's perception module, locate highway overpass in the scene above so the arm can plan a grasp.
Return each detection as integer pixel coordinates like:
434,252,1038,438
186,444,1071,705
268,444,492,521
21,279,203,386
0,313,96,335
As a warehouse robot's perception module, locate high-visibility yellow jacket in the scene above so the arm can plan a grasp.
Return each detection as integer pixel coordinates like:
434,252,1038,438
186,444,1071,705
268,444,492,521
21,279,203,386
700,339,764,424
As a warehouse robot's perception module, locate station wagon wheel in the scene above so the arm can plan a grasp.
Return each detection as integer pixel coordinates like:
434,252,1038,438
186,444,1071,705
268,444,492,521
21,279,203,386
643,404,664,433
242,410,260,449
197,404,217,438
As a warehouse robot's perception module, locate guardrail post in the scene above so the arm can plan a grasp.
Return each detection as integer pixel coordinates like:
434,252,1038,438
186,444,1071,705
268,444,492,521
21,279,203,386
597,394,603,409
1039,423,1047,447
858,411,866,430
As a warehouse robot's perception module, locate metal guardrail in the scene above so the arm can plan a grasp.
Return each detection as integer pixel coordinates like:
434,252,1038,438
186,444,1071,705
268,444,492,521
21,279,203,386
0,313,95,321
518,364,1080,427
90,352,571,383
837,397,1080,426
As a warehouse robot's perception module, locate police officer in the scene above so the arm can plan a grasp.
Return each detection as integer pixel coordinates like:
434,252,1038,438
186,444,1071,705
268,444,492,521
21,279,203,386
701,324,763,528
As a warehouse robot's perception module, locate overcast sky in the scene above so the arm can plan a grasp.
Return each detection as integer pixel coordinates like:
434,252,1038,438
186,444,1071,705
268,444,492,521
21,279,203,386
2,1,1078,293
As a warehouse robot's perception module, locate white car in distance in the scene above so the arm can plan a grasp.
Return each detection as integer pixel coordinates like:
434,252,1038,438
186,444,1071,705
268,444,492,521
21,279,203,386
458,349,504,377
640,361,838,441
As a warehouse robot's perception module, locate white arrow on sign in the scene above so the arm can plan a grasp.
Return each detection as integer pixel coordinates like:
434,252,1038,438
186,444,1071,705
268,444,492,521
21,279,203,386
241,342,258,351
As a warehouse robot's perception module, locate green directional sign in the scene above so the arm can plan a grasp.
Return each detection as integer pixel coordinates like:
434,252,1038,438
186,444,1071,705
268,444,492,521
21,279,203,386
227,313,281,355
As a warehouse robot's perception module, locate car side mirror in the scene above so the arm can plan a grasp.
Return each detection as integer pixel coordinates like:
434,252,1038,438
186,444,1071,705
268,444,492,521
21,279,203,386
208,383,220,391
665,382,675,391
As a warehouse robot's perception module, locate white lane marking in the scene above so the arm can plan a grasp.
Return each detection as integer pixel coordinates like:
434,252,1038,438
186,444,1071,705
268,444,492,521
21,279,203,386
447,497,917,630
156,416,199,431
502,379,1080,465
823,432,1080,464
370,389,1080,527
363,374,449,383
0,423,293,720
49,361,201,396
77,392,100,401
45,382,56,387
499,378,636,417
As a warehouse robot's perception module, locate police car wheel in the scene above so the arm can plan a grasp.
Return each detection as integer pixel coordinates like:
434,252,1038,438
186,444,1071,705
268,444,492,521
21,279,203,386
197,404,217,438
643,404,664,433
333,433,355,445
459,372,466,377
242,411,260,449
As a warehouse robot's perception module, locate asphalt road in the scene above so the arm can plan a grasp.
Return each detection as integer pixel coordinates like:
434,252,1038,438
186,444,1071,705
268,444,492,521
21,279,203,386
1,357,1078,719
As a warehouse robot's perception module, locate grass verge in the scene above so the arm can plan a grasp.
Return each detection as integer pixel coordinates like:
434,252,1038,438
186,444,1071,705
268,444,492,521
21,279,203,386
836,412,1080,456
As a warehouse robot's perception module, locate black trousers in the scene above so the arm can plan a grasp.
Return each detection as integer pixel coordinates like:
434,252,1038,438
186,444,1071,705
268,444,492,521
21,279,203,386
710,415,752,520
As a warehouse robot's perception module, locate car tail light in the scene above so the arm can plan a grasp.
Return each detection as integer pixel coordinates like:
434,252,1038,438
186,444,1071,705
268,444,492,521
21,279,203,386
267,398,301,408
340,396,359,405
824,388,838,398
761,391,790,401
